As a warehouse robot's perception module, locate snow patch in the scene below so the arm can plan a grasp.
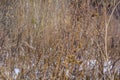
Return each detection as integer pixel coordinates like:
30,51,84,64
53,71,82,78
14,68,20,75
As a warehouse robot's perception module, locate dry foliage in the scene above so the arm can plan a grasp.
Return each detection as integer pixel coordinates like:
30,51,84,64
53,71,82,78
0,0,120,80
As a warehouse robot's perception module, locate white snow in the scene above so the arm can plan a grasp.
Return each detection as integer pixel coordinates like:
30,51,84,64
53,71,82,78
14,68,20,75
103,61,112,74
87,59,96,69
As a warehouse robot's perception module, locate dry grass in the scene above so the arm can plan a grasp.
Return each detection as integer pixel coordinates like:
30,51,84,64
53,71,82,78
0,0,120,80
